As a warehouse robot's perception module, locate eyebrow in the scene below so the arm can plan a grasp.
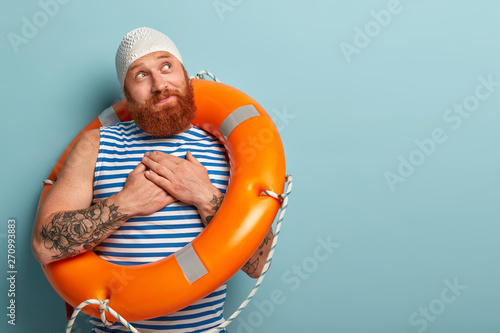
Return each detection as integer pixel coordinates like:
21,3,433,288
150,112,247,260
128,54,172,73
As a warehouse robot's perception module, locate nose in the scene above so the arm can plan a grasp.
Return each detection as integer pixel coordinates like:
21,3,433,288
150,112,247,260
151,71,167,93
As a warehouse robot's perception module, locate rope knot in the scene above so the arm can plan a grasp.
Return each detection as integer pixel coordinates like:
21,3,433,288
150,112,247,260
194,70,220,82
260,175,293,205
66,299,140,333
99,300,110,327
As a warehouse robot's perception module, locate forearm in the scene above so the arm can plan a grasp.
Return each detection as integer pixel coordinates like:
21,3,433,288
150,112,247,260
241,227,274,278
197,189,224,227
33,197,129,265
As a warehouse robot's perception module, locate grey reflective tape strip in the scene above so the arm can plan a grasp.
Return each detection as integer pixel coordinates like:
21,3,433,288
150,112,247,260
98,106,121,127
174,243,208,284
219,104,260,140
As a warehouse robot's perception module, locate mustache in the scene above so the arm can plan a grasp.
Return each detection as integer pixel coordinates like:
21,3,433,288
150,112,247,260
149,89,181,105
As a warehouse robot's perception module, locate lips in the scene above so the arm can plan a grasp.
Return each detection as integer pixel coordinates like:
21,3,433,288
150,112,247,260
155,95,175,105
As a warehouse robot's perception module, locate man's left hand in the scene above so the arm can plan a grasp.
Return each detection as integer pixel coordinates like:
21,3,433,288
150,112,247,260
141,151,218,210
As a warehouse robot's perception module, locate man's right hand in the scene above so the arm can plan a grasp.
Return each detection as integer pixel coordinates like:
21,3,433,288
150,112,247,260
116,162,175,217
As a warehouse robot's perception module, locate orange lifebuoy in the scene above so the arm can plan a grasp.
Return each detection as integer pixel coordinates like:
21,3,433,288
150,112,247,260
38,79,286,322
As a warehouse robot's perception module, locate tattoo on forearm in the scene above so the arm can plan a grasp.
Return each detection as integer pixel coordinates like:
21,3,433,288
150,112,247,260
243,230,274,276
259,231,273,249
204,194,224,225
40,201,128,260
242,257,259,275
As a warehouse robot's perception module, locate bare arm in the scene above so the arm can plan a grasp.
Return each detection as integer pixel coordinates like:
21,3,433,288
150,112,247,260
240,228,274,278
32,130,174,265
36,199,129,263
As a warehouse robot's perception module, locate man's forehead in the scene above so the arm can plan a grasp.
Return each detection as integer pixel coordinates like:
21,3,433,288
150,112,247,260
128,51,174,72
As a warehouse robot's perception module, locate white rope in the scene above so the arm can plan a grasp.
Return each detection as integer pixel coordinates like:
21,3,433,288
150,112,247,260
43,179,55,185
65,299,140,333
191,70,221,82
206,174,293,333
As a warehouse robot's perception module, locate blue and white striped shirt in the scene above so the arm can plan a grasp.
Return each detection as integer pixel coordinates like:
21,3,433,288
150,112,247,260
90,121,229,333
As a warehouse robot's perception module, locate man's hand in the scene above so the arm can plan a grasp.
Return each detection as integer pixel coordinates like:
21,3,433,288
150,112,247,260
116,162,176,217
142,151,216,207
141,151,223,224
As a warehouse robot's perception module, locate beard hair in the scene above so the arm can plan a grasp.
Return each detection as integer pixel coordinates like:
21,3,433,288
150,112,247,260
124,71,196,137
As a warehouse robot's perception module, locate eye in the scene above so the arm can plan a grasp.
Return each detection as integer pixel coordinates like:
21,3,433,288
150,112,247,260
161,63,172,72
135,72,146,80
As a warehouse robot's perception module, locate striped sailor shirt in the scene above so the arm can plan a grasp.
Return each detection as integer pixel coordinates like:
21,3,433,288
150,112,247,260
90,121,230,333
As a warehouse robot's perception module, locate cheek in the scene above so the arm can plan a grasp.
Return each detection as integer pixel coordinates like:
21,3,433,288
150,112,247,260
128,86,151,104
125,76,153,103
172,69,188,89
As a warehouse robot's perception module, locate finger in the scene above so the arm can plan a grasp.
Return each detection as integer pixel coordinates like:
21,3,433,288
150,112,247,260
130,162,146,174
145,169,174,194
164,194,178,206
186,151,202,165
146,151,182,165
143,155,175,180
143,152,180,172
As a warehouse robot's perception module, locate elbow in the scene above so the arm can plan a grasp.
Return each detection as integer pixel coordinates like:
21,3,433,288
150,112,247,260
32,213,57,265
32,249,53,266
31,234,52,266
31,239,45,265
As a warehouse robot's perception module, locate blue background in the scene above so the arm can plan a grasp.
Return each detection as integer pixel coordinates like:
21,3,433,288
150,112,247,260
1,0,500,332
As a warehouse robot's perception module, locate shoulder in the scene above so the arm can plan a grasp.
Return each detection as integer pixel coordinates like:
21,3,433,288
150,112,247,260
62,129,100,171
75,121,136,149
75,129,100,153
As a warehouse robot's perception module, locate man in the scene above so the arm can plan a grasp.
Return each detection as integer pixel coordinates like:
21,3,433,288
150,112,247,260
32,27,273,332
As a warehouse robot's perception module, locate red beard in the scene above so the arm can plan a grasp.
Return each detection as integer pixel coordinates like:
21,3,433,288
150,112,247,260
124,76,196,137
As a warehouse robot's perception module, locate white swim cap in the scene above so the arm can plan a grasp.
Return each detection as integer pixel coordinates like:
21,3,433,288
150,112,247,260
115,27,183,89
